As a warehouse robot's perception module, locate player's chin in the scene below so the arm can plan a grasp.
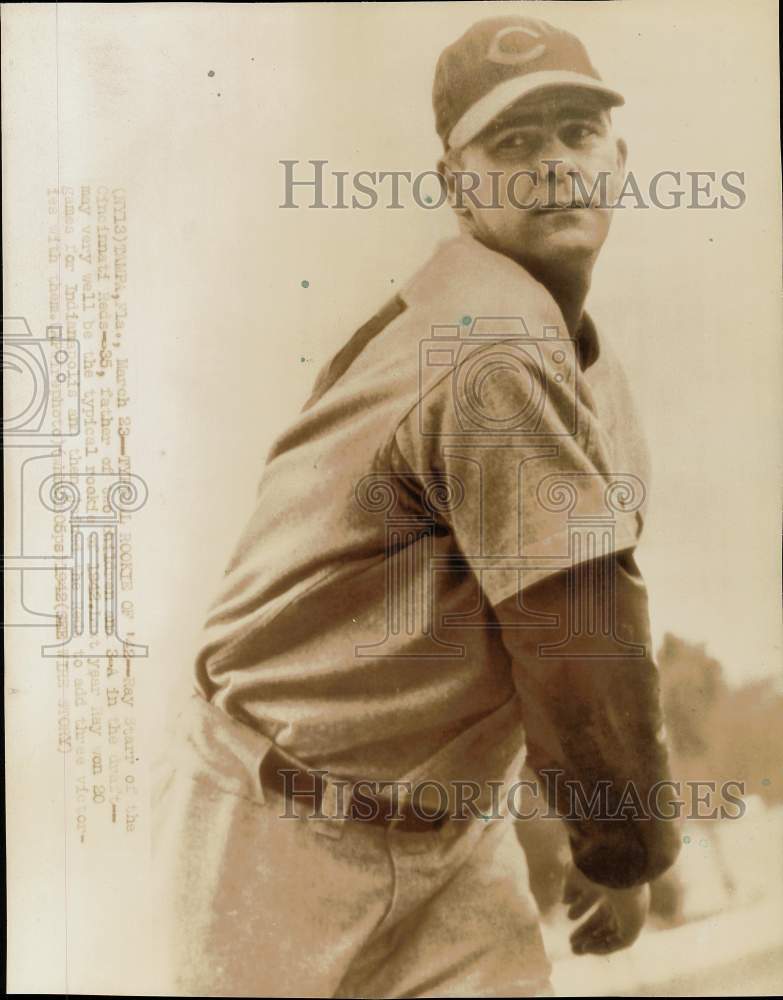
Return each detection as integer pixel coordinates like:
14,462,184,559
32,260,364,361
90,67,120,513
530,215,607,258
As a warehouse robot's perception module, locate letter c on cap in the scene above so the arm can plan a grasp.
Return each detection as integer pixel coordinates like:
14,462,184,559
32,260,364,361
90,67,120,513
487,27,546,67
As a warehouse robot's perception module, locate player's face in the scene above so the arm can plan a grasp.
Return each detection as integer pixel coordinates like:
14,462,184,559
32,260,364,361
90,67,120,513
450,89,627,269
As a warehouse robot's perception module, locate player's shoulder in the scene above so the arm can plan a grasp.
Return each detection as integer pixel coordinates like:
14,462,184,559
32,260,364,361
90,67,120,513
300,236,573,451
308,234,564,399
398,233,564,334
390,235,568,408
397,321,580,449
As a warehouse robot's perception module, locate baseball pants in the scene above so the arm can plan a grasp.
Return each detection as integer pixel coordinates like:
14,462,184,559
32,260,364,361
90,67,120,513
148,694,553,998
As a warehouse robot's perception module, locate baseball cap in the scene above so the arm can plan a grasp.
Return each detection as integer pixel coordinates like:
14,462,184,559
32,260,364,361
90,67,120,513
433,16,624,151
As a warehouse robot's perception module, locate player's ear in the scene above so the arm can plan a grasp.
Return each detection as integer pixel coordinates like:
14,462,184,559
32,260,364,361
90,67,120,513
439,149,467,214
437,152,458,204
604,134,628,210
439,149,478,234
615,136,628,173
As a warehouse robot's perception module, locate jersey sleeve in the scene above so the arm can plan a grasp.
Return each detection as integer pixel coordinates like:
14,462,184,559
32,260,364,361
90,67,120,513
501,550,681,888
392,335,646,607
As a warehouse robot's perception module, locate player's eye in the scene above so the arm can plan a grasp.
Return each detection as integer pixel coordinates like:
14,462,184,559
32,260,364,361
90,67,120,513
491,129,541,156
561,122,602,146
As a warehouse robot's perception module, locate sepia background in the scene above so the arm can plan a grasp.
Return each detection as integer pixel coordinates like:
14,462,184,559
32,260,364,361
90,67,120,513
3,0,781,994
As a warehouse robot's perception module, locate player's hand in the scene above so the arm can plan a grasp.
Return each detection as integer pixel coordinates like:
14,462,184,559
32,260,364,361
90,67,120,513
562,862,650,956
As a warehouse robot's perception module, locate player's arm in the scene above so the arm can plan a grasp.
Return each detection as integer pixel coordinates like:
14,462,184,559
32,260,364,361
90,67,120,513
495,548,681,953
392,317,681,914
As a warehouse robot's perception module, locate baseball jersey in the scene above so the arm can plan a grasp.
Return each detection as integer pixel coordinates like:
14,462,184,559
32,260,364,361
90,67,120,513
194,234,651,786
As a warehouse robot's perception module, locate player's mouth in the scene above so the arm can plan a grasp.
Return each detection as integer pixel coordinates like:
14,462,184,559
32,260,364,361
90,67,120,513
534,203,589,212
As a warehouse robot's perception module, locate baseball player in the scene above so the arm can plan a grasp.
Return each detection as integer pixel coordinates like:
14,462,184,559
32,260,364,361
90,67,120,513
153,15,680,997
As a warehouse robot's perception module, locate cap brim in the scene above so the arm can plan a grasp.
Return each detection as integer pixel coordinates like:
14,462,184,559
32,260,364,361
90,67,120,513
447,71,625,150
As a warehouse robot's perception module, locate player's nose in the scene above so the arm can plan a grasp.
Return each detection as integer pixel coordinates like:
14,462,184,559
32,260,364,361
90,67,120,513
537,140,580,203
